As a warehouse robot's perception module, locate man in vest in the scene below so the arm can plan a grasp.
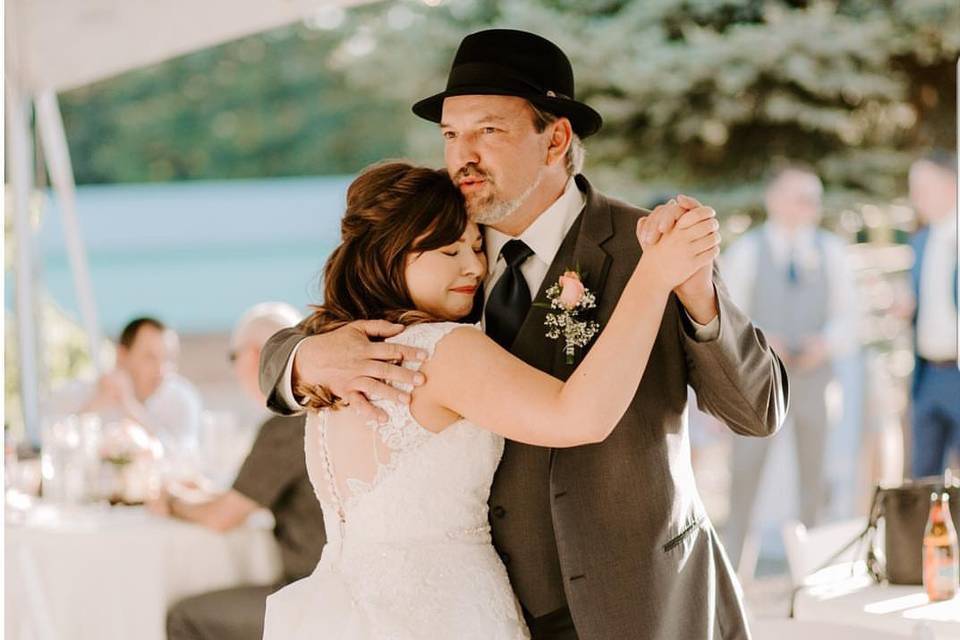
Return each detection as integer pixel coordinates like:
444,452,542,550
721,166,860,573
908,151,959,478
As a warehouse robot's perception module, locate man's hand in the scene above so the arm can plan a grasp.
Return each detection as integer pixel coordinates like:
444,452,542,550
293,320,430,423
639,194,720,324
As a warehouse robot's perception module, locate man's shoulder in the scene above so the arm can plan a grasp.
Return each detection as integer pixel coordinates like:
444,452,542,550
582,185,647,251
815,228,851,255
588,186,648,221
259,413,307,436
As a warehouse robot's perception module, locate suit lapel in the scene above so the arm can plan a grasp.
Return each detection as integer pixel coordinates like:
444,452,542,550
509,175,615,379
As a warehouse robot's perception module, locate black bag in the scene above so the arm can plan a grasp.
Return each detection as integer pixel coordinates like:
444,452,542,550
864,476,960,585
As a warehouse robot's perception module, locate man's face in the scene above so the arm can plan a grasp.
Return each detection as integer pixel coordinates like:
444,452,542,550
909,160,957,225
766,172,822,229
231,343,262,404
440,95,551,225
116,325,177,400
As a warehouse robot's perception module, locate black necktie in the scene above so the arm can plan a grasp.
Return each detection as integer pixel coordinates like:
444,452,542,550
485,239,534,349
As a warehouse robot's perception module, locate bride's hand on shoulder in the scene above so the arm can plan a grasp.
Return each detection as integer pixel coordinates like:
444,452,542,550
636,206,720,292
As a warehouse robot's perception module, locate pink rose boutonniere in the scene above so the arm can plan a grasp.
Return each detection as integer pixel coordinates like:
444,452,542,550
537,269,600,364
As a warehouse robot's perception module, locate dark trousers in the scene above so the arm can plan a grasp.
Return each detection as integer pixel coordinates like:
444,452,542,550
524,605,578,640
167,584,280,640
912,362,960,478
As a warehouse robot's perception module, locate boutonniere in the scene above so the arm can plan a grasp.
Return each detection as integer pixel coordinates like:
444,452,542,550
535,269,600,364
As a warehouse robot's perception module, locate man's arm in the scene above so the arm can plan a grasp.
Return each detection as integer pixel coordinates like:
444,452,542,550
258,319,432,422
152,488,260,533
260,325,309,416
681,264,789,438
639,198,787,437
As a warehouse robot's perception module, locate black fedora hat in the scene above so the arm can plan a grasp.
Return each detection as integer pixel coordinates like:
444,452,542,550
412,29,602,138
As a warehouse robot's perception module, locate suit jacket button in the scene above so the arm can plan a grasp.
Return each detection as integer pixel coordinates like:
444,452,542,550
492,505,506,518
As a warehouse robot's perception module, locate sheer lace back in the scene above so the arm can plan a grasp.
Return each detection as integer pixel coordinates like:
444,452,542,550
272,321,529,639
303,321,496,543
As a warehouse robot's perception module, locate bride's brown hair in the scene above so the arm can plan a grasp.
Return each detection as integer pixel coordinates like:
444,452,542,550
297,161,473,409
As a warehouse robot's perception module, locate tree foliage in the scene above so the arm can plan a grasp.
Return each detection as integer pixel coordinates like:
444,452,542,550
59,0,958,213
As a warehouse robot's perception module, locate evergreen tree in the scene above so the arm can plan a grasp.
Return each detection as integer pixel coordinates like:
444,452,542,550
58,0,958,218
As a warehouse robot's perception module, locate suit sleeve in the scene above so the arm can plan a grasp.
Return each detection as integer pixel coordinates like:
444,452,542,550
680,262,789,438
259,323,310,416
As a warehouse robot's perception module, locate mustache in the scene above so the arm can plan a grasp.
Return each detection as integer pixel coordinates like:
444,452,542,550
455,165,492,184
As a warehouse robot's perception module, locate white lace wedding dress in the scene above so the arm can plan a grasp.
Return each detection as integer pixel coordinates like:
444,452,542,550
262,322,529,639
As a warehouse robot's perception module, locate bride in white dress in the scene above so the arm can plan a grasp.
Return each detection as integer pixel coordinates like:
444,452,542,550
262,162,719,639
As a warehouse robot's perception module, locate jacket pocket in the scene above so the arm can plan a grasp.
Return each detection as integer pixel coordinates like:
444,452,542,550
662,515,705,553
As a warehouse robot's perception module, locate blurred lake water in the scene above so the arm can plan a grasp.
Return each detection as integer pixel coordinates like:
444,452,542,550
33,175,352,335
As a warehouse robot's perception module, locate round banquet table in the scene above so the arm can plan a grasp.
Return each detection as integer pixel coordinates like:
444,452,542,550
5,500,282,640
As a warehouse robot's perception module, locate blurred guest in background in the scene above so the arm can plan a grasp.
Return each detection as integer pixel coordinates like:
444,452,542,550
50,316,202,454
720,166,860,572
908,151,959,478
156,302,326,640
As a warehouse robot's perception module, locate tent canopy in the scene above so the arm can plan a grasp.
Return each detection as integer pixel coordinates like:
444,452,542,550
6,0,377,93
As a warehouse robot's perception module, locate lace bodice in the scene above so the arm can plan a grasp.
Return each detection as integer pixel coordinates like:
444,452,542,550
303,321,503,546
266,322,528,639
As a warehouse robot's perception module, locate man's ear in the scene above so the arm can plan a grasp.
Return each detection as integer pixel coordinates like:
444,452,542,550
545,118,573,167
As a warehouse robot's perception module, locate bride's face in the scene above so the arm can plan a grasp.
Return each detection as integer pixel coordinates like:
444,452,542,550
405,222,486,321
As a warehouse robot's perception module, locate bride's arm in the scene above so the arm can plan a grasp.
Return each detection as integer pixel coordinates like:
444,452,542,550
419,208,720,448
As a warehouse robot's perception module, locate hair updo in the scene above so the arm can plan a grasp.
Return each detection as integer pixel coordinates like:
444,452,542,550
296,161,473,409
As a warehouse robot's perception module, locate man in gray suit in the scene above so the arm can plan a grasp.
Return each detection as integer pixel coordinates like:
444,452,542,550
260,29,787,640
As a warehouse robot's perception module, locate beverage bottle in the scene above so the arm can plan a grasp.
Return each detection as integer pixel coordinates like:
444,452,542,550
923,491,959,601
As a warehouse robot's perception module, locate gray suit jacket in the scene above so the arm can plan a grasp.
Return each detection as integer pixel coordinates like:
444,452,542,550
259,175,788,639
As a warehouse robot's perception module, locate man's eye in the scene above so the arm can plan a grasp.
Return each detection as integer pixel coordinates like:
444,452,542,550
482,127,498,134
442,131,456,140
442,250,458,257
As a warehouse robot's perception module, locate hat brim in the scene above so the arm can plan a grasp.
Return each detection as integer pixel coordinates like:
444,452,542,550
412,86,603,138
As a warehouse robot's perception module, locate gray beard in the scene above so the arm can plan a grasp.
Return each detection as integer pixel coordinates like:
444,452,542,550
468,167,545,226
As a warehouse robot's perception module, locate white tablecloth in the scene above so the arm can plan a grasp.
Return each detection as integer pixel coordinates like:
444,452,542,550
794,563,960,639
5,502,282,640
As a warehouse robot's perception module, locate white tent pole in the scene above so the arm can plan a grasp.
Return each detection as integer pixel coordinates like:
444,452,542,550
6,78,42,445
35,90,104,372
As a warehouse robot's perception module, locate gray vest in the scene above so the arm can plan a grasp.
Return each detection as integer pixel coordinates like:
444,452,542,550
748,226,830,355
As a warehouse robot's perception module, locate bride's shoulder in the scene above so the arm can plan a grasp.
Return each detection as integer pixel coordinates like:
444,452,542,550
387,321,482,358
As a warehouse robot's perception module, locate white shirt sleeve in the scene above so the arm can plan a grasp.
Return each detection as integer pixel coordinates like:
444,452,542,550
821,235,861,357
278,339,309,411
146,376,203,451
685,312,720,342
719,232,759,316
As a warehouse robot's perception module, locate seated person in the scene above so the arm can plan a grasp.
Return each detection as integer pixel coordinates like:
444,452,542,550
152,302,326,640
50,316,202,454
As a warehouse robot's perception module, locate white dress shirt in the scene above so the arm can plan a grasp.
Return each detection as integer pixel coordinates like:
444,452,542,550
50,372,203,452
720,221,860,357
916,211,958,361
482,177,586,312
279,177,719,410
